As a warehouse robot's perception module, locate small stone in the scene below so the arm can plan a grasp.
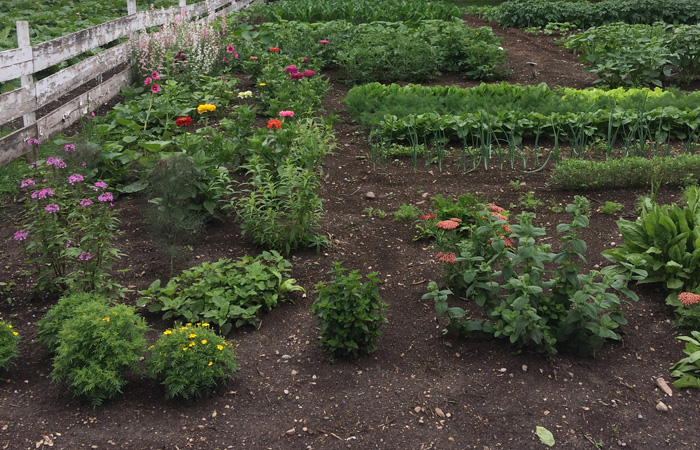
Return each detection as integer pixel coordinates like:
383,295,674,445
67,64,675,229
281,354,292,360
291,370,299,376
656,401,669,412
365,191,375,199
286,428,296,435
522,365,528,372
498,368,507,373
656,377,673,397
414,406,422,413
435,407,445,418
637,413,643,420
444,341,453,348
284,390,290,395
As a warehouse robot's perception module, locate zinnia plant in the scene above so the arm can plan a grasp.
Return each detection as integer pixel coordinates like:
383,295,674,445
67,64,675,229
197,104,216,114
267,119,282,130
175,116,193,127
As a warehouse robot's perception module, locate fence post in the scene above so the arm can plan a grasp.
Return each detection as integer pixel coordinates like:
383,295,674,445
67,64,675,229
16,21,38,161
127,0,137,15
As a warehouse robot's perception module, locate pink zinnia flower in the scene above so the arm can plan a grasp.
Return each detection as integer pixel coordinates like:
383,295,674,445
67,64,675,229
436,220,460,230
679,292,700,306
144,77,153,86
45,204,60,214
279,110,294,117
226,45,234,53
302,57,309,63
151,84,161,94
20,179,35,188
302,69,316,78
234,51,238,59
98,192,114,202
290,72,304,80
13,230,28,241
80,199,93,207
222,57,228,62
285,65,298,73
68,174,84,184
319,40,329,45
250,56,258,60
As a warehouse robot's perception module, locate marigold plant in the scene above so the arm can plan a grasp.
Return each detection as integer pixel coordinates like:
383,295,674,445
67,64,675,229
146,323,238,400
0,321,20,373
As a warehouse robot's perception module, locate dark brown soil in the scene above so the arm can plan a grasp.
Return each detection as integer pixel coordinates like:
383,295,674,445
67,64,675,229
1,16,699,450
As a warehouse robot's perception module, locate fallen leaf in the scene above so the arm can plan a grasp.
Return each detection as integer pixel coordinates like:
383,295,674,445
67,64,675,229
536,426,555,447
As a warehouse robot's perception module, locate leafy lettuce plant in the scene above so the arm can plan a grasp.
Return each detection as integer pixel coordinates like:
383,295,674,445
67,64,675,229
137,252,304,335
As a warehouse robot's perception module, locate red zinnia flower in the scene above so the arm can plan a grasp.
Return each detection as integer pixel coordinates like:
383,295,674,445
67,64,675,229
175,117,193,127
270,47,280,52
267,119,282,130
679,292,700,306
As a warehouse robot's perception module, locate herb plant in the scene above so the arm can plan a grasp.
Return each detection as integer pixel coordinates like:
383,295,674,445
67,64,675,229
138,252,304,335
37,292,110,352
670,330,700,389
51,302,148,406
146,323,238,400
311,262,387,359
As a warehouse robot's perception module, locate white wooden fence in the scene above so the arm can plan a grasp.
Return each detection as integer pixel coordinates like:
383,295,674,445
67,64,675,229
0,0,255,167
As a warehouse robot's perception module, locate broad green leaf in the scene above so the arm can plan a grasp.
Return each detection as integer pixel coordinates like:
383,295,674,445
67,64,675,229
536,426,555,447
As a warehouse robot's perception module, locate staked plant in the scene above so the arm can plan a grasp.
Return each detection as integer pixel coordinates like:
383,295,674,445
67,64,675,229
311,262,387,360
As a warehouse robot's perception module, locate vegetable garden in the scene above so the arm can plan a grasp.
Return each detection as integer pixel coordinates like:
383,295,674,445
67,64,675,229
1,0,700,448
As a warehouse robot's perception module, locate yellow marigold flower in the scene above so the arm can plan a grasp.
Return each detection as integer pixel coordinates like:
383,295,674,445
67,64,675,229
188,333,197,339
13,332,18,336
182,347,188,351
102,317,110,322
163,330,172,335
197,104,216,114
202,323,210,327
217,345,224,351
189,341,195,347
201,340,207,345
186,323,192,326
7,325,12,329
148,345,154,349
208,361,213,366
259,82,266,86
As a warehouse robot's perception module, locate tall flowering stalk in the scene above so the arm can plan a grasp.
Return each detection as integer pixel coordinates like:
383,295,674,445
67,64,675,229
14,156,124,294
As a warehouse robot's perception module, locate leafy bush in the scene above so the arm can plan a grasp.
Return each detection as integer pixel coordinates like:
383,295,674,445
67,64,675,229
0,321,20,373
37,292,110,352
138,252,304,335
146,323,238,400
256,0,463,23
425,201,636,355
551,155,700,190
603,186,700,294
671,331,700,389
492,0,700,29
233,157,326,254
312,263,387,359
51,302,148,406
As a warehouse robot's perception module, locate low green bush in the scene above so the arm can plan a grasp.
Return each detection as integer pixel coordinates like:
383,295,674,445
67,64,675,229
0,321,20,373
51,302,148,406
146,323,238,400
138,252,304,335
37,293,110,352
311,263,387,359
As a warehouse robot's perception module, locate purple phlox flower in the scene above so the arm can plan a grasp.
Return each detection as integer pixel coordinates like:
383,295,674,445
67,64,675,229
302,69,316,78
46,157,66,169
68,174,84,185
79,198,93,207
20,179,35,188
13,230,28,241
65,240,72,248
94,181,108,190
64,144,76,152
285,65,298,74
29,161,42,168
78,251,92,261
98,192,114,202
31,188,55,199
26,138,40,145
45,204,60,214
290,72,304,80
81,161,87,167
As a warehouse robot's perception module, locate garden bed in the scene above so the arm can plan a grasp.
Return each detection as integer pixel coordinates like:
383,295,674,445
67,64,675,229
1,12,699,450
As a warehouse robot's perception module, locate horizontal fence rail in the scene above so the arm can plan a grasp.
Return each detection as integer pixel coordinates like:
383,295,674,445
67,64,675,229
0,0,255,167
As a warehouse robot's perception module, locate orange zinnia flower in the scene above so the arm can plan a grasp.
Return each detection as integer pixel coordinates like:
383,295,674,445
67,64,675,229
267,119,282,130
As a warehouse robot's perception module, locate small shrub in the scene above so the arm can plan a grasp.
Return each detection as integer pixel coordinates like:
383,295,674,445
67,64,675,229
0,321,20,373
311,263,387,359
138,252,304,335
146,323,238,400
518,191,544,211
599,201,624,215
671,330,700,389
51,302,148,406
37,293,110,352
